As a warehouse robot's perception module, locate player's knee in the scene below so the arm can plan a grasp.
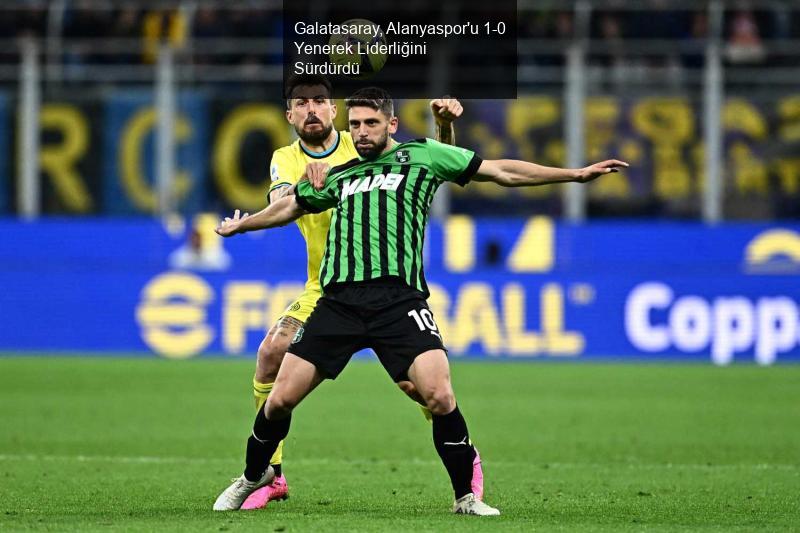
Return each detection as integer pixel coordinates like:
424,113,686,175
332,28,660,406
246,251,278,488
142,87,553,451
265,393,296,418
425,387,456,415
257,336,290,382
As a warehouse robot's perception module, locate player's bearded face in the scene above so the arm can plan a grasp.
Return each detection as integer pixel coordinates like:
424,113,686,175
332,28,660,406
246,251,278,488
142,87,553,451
354,127,389,159
294,112,333,143
287,85,335,143
349,107,395,160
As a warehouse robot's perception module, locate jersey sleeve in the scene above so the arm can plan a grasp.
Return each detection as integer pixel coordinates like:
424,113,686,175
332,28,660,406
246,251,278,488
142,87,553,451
426,139,483,186
268,149,295,202
295,176,339,214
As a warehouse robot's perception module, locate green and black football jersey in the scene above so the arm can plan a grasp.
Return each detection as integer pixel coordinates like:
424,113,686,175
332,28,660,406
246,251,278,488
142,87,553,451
295,138,482,296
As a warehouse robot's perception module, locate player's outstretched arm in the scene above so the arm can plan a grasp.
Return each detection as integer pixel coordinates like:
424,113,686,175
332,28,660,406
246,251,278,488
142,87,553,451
269,185,294,204
430,97,462,145
215,196,307,237
473,159,629,187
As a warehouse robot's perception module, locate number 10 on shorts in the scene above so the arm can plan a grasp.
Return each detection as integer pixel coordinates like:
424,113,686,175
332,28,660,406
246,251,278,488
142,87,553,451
408,308,439,333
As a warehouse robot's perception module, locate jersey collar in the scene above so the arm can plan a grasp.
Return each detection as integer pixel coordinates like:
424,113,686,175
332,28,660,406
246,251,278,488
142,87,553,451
300,131,340,159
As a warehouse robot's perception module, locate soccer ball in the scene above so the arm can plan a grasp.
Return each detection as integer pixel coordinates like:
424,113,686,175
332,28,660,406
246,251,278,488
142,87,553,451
328,19,387,79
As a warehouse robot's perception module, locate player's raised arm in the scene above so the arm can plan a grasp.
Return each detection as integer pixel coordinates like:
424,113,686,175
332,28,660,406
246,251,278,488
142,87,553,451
472,159,629,187
430,97,463,145
215,196,308,237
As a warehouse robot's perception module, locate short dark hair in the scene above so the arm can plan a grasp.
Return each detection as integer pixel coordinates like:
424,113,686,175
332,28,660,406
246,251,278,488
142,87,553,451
284,74,332,107
345,87,394,118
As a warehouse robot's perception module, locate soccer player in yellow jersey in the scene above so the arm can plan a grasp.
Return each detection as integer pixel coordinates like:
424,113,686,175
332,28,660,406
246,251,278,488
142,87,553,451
242,74,469,509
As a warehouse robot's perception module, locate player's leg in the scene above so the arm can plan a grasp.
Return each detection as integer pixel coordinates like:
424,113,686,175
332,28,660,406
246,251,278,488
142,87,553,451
371,297,494,514
396,375,482,497
249,295,362,477
245,292,317,509
242,318,297,509
214,354,325,511
398,368,477,474
215,297,364,511
254,318,301,411
254,318,300,459
247,353,326,478
406,350,499,516
244,316,302,510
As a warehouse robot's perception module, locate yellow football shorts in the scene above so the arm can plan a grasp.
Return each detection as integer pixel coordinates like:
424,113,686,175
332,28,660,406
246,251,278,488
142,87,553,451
280,288,322,323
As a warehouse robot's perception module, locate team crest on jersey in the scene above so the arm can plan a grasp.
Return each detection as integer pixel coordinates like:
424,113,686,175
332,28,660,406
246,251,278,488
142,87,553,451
395,150,410,163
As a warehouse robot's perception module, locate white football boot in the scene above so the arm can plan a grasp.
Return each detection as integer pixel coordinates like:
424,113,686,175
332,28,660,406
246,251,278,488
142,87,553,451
453,493,500,516
213,466,275,511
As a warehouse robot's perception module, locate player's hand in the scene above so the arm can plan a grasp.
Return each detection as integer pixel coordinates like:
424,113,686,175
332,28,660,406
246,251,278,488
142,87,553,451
215,209,249,237
303,162,330,191
430,97,463,126
576,159,629,183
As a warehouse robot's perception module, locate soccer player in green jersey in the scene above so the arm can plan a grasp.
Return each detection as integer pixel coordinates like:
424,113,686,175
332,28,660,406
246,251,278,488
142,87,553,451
212,87,628,515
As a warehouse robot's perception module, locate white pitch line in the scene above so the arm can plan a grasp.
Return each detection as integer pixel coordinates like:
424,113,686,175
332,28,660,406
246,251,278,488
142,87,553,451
0,454,796,471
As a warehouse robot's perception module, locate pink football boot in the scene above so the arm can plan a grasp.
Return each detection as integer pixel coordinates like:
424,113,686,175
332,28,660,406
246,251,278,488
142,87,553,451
471,448,484,501
240,475,289,510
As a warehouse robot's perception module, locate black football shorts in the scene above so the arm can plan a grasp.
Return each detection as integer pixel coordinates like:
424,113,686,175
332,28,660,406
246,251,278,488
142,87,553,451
288,295,446,382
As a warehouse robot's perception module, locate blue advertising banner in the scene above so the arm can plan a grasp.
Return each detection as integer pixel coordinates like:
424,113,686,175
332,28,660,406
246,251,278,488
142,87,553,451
0,218,798,364
103,91,209,215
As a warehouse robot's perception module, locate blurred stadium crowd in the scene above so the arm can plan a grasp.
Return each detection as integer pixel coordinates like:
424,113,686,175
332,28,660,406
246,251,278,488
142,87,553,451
523,5,799,77
0,1,798,220
0,3,281,68
0,1,797,68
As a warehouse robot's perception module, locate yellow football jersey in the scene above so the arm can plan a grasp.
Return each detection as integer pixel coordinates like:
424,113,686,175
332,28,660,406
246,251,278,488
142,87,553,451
268,130,357,292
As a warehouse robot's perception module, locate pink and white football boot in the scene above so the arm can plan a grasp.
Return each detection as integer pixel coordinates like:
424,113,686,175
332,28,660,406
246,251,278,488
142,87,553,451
240,474,289,510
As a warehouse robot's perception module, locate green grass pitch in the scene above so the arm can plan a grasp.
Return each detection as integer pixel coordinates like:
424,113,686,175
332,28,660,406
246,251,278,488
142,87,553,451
1,356,798,531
